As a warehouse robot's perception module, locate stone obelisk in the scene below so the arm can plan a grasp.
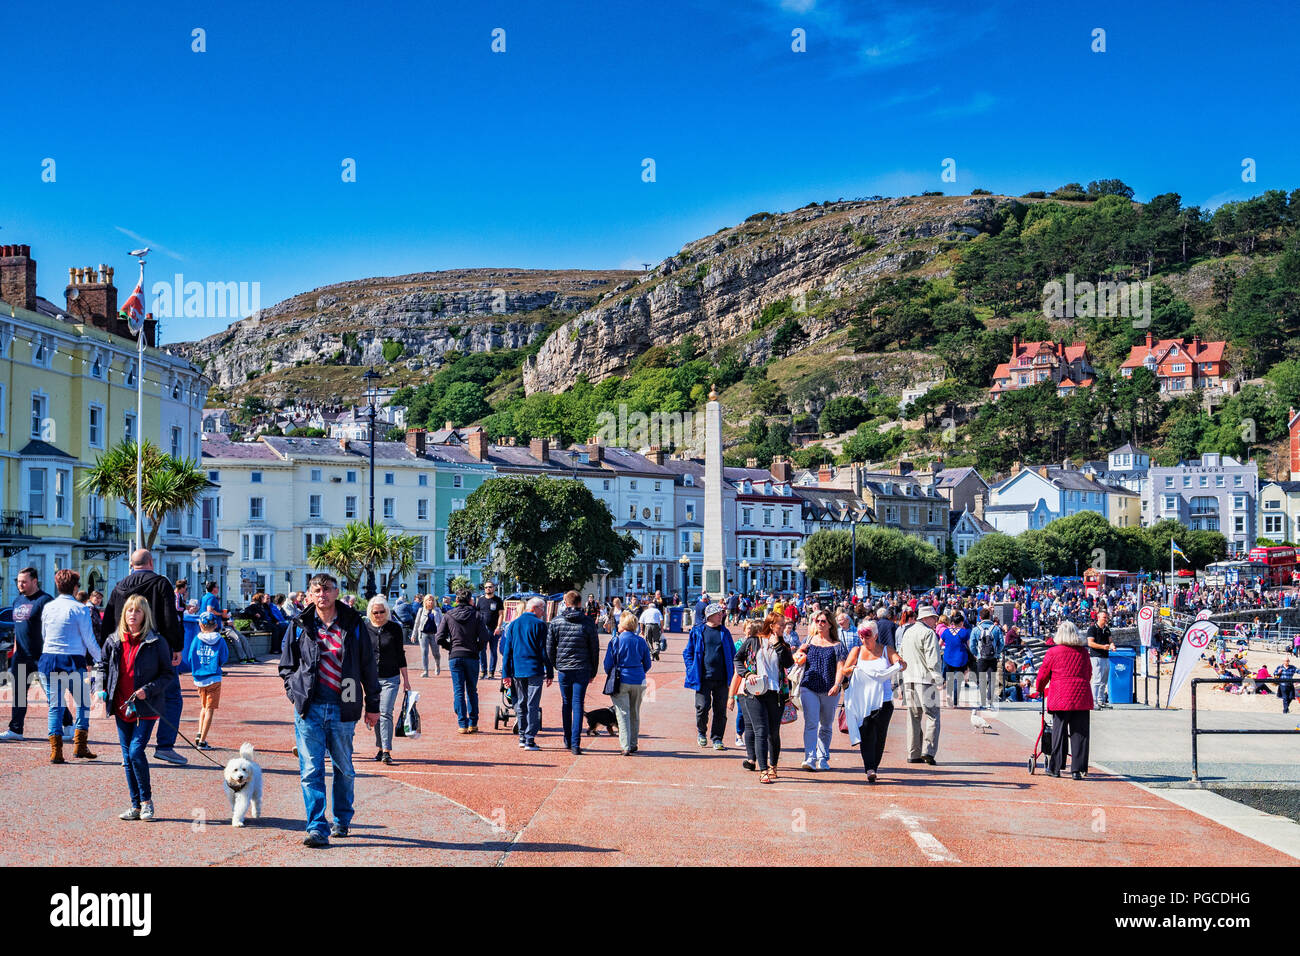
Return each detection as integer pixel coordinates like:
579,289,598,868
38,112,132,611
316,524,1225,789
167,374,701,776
702,384,725,600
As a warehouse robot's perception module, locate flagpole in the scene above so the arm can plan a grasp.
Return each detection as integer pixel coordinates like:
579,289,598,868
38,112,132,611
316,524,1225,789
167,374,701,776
127,250,149,553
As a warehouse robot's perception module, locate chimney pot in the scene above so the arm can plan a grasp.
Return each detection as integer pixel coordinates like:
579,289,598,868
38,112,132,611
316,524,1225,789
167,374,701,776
747,457,759,469
529,437,549,462
587,435,604,462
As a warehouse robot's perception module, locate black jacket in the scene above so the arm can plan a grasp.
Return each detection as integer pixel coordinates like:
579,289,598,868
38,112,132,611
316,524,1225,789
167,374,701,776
98,630,174,720
279,602,380,721
546,607,600,674
100,571,184,654
436,604,490,659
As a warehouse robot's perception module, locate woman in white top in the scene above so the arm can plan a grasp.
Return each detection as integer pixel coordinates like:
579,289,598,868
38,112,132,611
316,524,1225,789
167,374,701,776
412,594,443,677
39,568,102,761
841,619,905,783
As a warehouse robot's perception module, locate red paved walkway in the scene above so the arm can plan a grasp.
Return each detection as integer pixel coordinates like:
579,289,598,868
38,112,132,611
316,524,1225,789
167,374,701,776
1,628,1291,866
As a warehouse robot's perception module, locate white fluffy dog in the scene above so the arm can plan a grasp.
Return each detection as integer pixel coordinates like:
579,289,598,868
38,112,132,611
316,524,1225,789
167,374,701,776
223,742,263,827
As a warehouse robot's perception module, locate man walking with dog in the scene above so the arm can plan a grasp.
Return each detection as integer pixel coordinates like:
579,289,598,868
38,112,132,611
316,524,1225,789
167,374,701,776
99,549,187,766
279,572,380,848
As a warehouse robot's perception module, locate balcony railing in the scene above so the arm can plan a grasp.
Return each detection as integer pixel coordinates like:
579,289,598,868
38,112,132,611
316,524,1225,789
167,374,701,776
0,510,33,537
81,516,133,543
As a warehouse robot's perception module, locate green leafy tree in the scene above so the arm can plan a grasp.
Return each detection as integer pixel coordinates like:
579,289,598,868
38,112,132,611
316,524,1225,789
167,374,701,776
819,396,870,434
801,529,870,590
79,440,210,550
307,521,421,593
446,476,637,593
956,533,1032,586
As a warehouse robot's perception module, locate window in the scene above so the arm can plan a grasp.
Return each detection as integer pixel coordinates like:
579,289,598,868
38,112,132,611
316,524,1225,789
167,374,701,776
1165,476,1174,488
304,531,327,555
30,393,48,439
654,481,662,492
208,471,219,482
1264,515,1283,536
1215,474,1224,487
684,475,694,487
54,469,69,521
602,479,611,491
418,498,429,520
653,505,662,522
124,412,136,442
453,474,463,489
1234,516,1246,534
1233,495,1247,511
685,502,696,522
249,496,264,520
1171,363,1186,373
345,496,357,519
418,474,428,487
251,471,263,484
628,504,636,520
1182,476,1191,488
126,361,136,387
310,468,322,482
202,499,215,539
1163,495,1178,513
384,472,394,485
1198,475,1207,487
309,494,322,519
166,508,181,535
171,426,182,458
383,497,395,520
29,468,46,518
763,509,772,526
414,536,428,562
32,337,51,368
763,540,772,559
782,510,791,527
346,471,357,483
1233,475,1243,487
629,480,638,491
90,352,103,379
88,405,103,448
743,508,752,525
252,534,267,560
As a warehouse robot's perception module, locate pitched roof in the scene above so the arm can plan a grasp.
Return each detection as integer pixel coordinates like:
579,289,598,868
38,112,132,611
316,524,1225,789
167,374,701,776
19,439,75,460
1120,337,1228,370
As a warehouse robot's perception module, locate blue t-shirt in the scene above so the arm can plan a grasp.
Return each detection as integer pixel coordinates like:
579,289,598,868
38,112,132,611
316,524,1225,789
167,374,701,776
199,593,221,616
701,626,727,682
943,627,970,667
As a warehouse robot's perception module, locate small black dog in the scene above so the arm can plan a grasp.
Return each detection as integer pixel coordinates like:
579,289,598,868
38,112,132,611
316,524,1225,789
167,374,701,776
584,707,619,737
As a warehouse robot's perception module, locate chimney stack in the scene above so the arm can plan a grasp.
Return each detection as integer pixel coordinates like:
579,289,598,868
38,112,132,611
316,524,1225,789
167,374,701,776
974,492,986,519
769,455,791,482
468,431,489,461
818,464,833,484
746,457,759,469
444,420,454,432
405,428,426,456
338,436,349,452
529,437,549,462
64,259,120,336
648,445,665,466
587,435,604,463
1145,332,1154,349
0,244,37,313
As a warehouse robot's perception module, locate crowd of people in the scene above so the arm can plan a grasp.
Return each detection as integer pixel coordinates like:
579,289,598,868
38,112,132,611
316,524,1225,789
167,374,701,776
6,556,1297,848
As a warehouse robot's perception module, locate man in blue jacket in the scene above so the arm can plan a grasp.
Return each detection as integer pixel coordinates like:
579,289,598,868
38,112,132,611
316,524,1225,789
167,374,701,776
279,572,380,848
683,602,733,750
501,597,552,750
0,567,53,742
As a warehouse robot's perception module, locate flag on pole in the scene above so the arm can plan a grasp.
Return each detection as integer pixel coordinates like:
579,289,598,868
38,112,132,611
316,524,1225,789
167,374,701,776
119,278,146,336
1171,540,1188,562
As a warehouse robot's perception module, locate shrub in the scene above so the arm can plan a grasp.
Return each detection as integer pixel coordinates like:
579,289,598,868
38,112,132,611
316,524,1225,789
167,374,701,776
382,340,405,362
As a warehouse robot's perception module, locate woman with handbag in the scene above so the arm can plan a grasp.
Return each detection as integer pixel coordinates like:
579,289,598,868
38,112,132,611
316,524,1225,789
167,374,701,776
603,610,653,755
729,612,794,783
841,619,905,783
793,610,848,772
413,594,442,677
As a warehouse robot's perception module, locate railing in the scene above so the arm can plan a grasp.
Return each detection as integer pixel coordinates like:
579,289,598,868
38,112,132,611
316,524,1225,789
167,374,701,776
81,516,133,543
1190,677,1300,783
0,510,32,537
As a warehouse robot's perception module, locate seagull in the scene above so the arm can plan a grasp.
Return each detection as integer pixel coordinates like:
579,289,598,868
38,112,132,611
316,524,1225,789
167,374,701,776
970,711,993,734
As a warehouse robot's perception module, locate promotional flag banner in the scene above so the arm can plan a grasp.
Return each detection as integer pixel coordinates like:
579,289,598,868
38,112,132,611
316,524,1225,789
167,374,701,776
1195,609,1212,621
1137,605,1155,647
119,278,146,335
1168,620,1218,707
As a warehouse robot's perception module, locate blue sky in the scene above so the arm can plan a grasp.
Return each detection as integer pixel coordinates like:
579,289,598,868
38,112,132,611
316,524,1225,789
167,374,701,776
5,0,1299,342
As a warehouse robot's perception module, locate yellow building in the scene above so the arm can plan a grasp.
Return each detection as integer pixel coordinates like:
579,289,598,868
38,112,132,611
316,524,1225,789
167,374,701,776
1105,484,1142,529
0,243,218,603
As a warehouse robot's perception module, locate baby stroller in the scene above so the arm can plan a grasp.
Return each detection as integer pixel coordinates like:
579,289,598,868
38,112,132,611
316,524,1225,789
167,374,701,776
493,678,542,731
1027,695,1051,774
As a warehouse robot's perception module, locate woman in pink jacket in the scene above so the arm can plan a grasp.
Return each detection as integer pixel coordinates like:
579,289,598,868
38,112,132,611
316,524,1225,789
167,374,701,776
1035,621,1093,779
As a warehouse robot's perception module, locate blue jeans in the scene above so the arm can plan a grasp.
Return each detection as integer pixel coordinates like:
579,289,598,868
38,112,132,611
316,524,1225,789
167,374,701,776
293,701,357,837
153,670,183,751
116,717,156,806
557,670,590,749
449,657,480,728
480,636,500,677
38,659,90,735
800,686,839,769
513,675,544,745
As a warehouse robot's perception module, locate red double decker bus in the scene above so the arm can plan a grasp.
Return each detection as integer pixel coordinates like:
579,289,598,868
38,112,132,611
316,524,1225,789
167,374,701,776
1246,546,1298,588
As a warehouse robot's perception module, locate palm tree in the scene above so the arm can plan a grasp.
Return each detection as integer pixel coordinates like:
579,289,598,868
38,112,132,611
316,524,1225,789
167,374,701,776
307,521,421,594
78,440,210,550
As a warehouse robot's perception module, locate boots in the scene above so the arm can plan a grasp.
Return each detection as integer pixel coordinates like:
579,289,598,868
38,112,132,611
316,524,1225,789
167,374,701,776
73,729,96,759
49,734,65,764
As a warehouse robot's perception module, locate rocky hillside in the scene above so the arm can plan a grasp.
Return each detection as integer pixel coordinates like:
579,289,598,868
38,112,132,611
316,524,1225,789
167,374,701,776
174,268,637,401
521,195,1011,394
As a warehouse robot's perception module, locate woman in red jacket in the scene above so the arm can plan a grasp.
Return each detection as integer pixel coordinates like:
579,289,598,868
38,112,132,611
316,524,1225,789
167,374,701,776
1035,621,1093,780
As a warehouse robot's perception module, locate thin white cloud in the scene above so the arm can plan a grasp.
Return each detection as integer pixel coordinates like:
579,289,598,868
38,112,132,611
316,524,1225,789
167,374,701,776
929,92,998,119
780,0,817,11
113,226,186,262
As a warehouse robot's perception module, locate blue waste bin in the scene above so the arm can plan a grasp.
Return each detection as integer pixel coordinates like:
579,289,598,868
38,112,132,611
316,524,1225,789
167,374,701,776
1108,647,1136,705
667,606,684,634
180,614,200,674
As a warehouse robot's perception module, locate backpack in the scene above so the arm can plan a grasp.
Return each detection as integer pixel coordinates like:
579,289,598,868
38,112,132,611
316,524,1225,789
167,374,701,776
975,621,1001,661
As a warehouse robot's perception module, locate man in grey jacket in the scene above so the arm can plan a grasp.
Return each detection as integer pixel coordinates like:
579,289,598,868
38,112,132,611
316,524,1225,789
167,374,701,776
897,605,942,765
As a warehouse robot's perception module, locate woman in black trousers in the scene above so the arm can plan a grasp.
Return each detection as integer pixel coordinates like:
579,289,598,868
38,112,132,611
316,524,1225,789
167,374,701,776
842,620,906,783
728,613,794,784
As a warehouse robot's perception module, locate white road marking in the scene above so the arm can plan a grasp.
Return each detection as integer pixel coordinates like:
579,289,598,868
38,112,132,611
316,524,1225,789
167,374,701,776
880,804,960,862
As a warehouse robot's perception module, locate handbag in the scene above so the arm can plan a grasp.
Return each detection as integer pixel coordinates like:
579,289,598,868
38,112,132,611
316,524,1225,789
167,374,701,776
780,700,799,724
741,639,769,696
836,701,848,734
602,637,622,696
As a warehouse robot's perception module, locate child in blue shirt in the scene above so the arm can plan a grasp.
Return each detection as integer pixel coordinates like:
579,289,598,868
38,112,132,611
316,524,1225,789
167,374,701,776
184,611,228,749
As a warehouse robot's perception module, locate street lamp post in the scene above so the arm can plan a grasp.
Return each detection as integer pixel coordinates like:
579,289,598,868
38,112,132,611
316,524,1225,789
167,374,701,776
679,553,691,604
739,559,750,596
798,560,808,602
362,367,381,600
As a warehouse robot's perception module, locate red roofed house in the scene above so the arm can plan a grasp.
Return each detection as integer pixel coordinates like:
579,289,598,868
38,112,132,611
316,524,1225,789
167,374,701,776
990,337,1094,399
1119,333,1230,397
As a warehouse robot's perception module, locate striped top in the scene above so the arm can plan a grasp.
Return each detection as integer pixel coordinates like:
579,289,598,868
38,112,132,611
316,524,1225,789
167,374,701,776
314,619,345,702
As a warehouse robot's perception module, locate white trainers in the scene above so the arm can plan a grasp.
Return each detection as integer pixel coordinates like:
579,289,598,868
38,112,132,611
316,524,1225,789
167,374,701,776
0,730,24,742
139,800,156,822
734,735,744,748
120,806,141,821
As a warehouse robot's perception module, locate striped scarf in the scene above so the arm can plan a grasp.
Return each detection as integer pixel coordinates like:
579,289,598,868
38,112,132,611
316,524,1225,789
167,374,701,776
316,619,345,695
